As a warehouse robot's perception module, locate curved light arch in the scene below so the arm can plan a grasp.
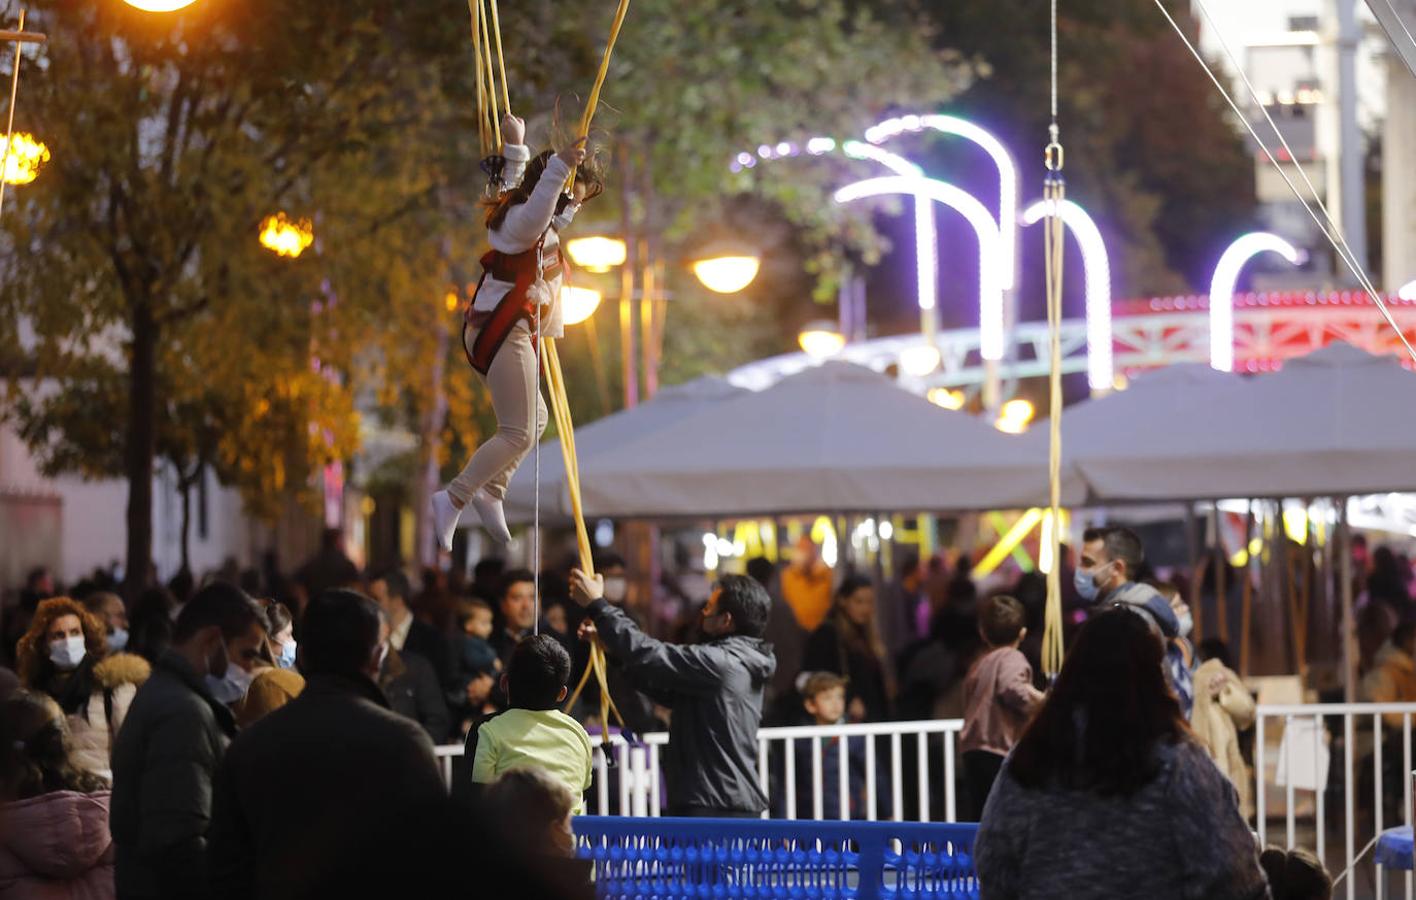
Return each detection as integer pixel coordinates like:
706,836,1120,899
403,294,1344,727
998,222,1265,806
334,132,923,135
1022,199,1114,391
842,141,936,315
1399,279,1416,302
866,114,1019,293
1209,232,1302,372
731,138,938,317
836,176,1005,360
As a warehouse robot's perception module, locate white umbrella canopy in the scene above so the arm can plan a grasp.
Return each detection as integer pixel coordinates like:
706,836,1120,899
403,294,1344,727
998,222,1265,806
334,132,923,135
504,375,746,521
1064,342,1416,502
568,361,1083,519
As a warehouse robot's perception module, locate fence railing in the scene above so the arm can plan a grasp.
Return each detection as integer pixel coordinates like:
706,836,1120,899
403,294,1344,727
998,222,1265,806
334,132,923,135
434,703,1416,897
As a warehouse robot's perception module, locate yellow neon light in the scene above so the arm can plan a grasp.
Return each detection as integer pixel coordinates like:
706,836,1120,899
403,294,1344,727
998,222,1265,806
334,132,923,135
974,508,1044,579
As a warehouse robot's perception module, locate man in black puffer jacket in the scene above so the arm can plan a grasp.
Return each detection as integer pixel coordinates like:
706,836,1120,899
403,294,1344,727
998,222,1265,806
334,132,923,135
570,572,775,818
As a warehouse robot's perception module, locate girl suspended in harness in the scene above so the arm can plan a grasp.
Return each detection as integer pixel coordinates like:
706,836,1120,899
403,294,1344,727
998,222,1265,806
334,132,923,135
432,115,603,550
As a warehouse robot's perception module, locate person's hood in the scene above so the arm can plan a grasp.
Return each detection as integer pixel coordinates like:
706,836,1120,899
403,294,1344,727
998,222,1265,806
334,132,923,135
0,790,112,877
1105,582,1180,639
92,651,151,690
1374,641,1416,674
719,635,777,684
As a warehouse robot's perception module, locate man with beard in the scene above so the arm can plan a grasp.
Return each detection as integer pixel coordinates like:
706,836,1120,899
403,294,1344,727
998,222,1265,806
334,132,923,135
570,571,775,818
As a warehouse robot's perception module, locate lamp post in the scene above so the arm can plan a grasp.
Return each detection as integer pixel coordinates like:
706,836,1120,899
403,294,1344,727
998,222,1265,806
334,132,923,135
122,0,200,10
564,232,760,408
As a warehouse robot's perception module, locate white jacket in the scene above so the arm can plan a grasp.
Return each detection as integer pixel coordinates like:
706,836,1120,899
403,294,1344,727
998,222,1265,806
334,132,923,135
472,149,581,339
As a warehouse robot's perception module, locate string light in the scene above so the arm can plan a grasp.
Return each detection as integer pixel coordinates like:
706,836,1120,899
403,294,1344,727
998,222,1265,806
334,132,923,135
1209,233,1302,371
1022,198,1114,391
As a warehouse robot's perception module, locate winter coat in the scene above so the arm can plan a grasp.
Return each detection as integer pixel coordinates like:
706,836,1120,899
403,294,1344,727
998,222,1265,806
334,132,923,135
207,673,446,900
1190,659,1256,820
793,734,867,820
587,598,776,815
380,648,451,744
975,739,1270,900
54,653,151,775
961,647,1044,757
1360,641,1416,729
0,790,114,900
802,622,892,723
232,668,304,729
110,651,237,900
471,152,576,339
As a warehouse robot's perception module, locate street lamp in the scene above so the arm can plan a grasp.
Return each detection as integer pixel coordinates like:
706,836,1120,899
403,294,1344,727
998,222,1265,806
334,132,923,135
123,0,200,10
692,252,760,294
565,236,627,273
259,212,314,259
798,321,845,359
560,285,603,325
995,398,1035,434
1,132,48,185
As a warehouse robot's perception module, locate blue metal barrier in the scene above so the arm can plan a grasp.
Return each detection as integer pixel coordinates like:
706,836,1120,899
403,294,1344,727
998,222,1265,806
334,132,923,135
574,816,979,899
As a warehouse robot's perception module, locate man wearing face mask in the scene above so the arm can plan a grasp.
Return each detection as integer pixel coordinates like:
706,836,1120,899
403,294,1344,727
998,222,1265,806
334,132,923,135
208,589,447,900
1075,527,1185,687
111,582,265,900
83,590,131,653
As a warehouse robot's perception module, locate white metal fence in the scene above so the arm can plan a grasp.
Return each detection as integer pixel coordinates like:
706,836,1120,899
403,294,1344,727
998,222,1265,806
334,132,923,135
435,703,1416,897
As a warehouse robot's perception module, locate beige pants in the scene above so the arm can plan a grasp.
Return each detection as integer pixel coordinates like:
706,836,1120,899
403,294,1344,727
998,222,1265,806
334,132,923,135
449,320,548,505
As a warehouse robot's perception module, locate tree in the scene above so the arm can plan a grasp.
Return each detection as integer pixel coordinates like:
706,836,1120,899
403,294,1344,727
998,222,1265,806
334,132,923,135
0,1,463,591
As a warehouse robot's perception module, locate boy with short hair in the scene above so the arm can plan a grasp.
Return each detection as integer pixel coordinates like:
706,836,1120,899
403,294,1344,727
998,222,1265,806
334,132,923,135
471,634,593,814
960,595,1044,821
794,671,868,819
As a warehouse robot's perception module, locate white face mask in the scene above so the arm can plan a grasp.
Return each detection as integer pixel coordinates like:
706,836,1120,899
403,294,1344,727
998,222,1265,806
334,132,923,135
49,635,86,671
107,628,129,653
277,640,297,670
1175,608,1194,638
603,576,628,604
551,199,579,233
206,664,255,705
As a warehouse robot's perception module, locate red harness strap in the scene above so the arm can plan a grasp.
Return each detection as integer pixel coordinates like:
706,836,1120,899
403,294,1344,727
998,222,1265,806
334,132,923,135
464,234,562,376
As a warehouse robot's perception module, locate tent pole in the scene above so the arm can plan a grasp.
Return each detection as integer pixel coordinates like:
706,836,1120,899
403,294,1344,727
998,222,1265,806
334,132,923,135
1339,497,1356,703
1213,503,1229,643
1185,502,1202,641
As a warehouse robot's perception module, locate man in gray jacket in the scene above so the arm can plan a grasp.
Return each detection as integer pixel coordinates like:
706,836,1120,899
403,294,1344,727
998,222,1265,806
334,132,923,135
110,582,266,900
570,570,775,818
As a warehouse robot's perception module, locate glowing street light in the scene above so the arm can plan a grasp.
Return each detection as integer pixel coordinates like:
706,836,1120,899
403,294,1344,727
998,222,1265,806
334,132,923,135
1209,232,1302,372
123,0,200,10
259,213,314,259
927,387,966,410
692,253,760,294
1,132,48,185
1022,198,1114,393
560,285,602,326
995,398,1035,434
565,235,627,273
899,343,941,377
798,321,845,359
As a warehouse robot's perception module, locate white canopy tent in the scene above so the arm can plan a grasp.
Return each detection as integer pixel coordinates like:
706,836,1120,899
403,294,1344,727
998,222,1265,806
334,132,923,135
503,375,746,521
1064,343,1416,502
554,361,1083,519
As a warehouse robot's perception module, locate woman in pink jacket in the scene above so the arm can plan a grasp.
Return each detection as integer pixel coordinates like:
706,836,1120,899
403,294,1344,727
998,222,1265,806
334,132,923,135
0,690,114,900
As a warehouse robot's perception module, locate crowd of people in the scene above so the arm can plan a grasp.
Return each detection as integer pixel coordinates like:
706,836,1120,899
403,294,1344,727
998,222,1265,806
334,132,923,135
4,520,1407,897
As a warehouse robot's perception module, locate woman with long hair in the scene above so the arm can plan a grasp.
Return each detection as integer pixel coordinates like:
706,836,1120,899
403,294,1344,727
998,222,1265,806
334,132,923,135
974,609,1268,899
233,601,304,728
15,598,150,775
0,690,114,898
801,575,893,723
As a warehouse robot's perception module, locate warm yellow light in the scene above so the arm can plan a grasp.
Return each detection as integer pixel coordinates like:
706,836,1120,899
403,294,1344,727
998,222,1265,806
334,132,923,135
259,213,314,259
798,321,845,359
1,133,49,185
560,285,602,325
123,0,200,10
444,291,460,313
1112,373,1129,392
927,387,966,410
995,398,1035,434
564,236,627,273
692,255,760,294
1283,507,1308,545
899,344,941,377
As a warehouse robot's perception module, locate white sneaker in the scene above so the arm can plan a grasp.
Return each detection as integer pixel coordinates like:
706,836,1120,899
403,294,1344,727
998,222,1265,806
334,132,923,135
431,490,463,552
471,491,512,544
